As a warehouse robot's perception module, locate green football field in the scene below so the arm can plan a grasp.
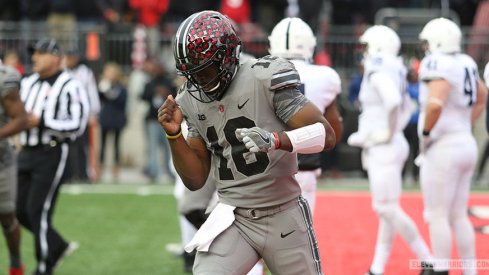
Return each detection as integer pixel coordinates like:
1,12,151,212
0,184,187,275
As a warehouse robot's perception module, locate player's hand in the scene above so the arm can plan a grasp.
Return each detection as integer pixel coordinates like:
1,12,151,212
235,127,277,153
364,130,392,148
26,112,40,129
158,95,183,136
419,135,433,154
414,135,433,166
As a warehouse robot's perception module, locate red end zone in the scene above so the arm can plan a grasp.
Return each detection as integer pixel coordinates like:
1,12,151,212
314,191,489,275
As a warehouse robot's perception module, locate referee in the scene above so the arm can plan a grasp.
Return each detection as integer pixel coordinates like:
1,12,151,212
16,39,89,275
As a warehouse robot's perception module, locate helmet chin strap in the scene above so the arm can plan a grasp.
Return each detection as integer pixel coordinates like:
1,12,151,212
206,81,221,92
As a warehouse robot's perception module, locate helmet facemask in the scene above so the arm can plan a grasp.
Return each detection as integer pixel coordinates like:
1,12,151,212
174,11,241,103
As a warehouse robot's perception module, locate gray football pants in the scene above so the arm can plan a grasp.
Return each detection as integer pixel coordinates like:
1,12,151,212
193,196,323,275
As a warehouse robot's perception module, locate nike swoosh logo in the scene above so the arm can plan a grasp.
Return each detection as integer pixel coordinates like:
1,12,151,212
238,99,250,109
252,130,270,143
280,230,295,238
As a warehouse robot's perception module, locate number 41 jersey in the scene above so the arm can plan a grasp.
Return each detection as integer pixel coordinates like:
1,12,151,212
418,52,479,139
176,56,309,208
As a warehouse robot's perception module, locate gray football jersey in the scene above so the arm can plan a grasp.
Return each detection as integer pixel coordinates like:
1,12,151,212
0,65,21,168
176,56,308,208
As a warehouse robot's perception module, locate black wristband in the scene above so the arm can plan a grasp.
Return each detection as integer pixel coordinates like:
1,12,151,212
422,130,430,136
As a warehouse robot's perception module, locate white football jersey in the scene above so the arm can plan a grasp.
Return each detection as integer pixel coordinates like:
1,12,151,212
357,53,408,135
418,53,478,139
290,60,341,112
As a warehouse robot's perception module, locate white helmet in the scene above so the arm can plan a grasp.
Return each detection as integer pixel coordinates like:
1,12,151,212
419,17,461,54
269,17,317,60
359,25,400,56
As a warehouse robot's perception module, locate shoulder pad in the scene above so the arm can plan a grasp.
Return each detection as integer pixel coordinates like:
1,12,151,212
0,65,20,97
250,55,301,91
419,53,454,82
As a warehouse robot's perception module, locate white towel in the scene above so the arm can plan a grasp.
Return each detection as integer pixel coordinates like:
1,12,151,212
184,202,236,253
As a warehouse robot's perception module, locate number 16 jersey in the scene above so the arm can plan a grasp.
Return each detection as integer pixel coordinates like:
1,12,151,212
176,56,309,208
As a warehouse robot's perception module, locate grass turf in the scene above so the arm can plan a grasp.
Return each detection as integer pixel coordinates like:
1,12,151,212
0,184,188,275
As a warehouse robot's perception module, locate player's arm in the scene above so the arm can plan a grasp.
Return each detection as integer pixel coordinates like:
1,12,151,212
0,88,28,138
472,79,488,123
158,95,210,191
237,58,335,153
422,79,450,133
370,72,402,135
168,135,211,191
278,101,336,152
323,98,343,144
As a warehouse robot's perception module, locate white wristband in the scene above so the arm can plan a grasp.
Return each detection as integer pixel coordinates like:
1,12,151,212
284,122,326,154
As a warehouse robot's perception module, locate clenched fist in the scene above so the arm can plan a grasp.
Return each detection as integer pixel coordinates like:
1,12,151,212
158,95,183,136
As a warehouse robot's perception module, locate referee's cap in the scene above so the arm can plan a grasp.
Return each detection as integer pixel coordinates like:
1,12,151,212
28,39,62,56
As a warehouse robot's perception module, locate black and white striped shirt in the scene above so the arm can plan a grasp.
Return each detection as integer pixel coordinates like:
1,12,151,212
19,71,89,147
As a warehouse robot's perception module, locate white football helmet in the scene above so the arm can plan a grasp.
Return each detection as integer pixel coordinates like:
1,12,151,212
419,17,461,54
359,25,400,56
269,17,317,61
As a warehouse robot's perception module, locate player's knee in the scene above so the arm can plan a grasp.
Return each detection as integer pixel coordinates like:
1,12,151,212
184,209,208,229
448,209,468,224
423,208,449,225
373,201,399,220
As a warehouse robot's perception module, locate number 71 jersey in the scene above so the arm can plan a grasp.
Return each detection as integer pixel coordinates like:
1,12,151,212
418,52,479,139
175,56,306,208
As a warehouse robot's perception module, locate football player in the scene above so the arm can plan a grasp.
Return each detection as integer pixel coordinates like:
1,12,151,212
347,25,433,275
268,17,343,214
417,18,487,275
485,61,489,133
158,10,336,275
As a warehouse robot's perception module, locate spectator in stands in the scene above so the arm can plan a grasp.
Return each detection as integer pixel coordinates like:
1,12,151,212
140,59,176,183
96,0,129,24
2,50,25,76
477,61,489,180
0,0,21,21
347,60,363,107
165,0,219,24
220,0,251,25
402,67,421,183
63,46,101,183
98,62,128,181
129,0,170,57
249,0,288,34
20,0,50,21
468,0,489,63
286,0,325,33
47,0,77,48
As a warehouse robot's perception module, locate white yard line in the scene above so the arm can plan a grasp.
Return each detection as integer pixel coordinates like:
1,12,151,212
61,184,175,196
